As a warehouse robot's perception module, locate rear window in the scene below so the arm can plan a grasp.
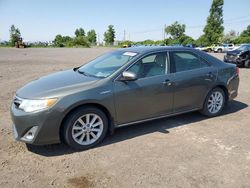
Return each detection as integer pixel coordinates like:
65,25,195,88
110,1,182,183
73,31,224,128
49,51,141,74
172,52,209,72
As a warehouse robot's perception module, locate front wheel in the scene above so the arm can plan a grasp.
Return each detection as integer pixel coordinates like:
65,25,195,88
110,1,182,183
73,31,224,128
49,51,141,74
200,88,226,117
62,107,108,150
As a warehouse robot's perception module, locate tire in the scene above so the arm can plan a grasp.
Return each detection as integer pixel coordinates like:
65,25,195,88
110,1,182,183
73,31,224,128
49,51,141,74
200,88,226,117
244,59,250,68
62,106,108,150
218,49,222,53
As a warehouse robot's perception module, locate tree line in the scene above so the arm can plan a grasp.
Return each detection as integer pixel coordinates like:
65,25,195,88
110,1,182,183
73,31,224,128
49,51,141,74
4,25,115,47
53,28,95,47
3,0,250,48
54,25,115,47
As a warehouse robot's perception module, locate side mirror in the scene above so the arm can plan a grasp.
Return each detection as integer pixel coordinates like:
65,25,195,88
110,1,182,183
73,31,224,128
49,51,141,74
120,71,137,81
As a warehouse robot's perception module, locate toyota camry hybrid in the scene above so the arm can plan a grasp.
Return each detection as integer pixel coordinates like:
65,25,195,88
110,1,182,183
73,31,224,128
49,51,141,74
11,47,239,150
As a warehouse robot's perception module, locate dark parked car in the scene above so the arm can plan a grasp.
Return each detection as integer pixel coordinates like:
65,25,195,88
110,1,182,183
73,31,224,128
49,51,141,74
11,47,239,150
185,44,196,48
224,44,250,67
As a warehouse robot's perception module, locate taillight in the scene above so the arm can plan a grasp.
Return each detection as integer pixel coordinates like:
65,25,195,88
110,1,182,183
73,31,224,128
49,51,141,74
236,67,239,75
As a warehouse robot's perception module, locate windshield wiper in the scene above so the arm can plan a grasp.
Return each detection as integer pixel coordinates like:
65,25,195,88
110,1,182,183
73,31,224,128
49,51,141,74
77,70,103,78
77,70,88,76
77,70,94,77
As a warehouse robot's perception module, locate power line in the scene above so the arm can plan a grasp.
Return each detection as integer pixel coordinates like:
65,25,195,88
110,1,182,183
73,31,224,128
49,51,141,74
115,15,250,40
224,14,250,22
134,15,250,33
188,19,250,29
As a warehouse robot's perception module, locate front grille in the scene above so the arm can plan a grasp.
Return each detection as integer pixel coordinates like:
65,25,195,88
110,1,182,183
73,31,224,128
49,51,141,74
226,54,237,61
13,96,22,108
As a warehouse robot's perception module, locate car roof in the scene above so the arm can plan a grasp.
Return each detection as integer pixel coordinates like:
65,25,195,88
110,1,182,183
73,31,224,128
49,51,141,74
117,46,227,67
117,46,195,54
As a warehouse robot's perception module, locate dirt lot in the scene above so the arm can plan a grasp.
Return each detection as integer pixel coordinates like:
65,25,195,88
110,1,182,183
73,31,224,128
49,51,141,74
0,48,249,188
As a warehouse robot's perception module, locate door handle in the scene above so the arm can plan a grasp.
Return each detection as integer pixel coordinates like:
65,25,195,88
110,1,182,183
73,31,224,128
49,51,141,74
206,72,213,78
162,79,172,86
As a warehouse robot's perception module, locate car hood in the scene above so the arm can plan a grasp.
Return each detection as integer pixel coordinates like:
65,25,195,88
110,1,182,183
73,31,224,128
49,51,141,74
226,49,242,55
16,69,100,99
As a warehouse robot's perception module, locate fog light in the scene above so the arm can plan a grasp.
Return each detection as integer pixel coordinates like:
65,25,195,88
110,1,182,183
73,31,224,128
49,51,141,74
21,126,38,142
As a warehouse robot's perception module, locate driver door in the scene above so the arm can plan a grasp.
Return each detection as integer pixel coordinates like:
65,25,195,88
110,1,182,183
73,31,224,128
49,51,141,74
113,52,174,125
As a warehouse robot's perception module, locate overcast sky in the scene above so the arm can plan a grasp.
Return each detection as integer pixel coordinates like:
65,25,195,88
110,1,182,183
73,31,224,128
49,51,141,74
0,0,250,42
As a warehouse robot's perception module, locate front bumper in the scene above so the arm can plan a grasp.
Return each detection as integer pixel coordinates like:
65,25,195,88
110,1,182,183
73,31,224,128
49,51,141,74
10,102,63,145
228,75,239,101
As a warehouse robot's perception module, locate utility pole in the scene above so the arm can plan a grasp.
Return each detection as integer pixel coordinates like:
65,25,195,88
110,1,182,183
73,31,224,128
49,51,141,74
123,30,126,41
97,33,100,46
163,24,166,40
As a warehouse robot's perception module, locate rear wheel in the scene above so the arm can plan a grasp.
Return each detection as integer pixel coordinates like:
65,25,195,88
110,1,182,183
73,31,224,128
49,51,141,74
62,107,108,150
200,88,226,117
218,49,222,53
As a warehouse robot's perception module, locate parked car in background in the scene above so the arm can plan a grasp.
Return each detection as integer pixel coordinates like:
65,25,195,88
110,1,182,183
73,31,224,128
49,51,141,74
122,44,131,48
195,45,214,52
11,47,239,150
186,44,196,48
171,44,183,47
224,44,250,67
213,44,234,53
195,46,207,51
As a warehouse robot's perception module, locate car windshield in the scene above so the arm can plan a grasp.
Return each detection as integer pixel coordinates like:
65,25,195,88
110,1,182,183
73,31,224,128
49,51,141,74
77,51,138,78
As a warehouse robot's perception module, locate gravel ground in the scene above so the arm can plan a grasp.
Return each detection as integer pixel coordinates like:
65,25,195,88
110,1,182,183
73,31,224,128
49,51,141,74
0,48,249,188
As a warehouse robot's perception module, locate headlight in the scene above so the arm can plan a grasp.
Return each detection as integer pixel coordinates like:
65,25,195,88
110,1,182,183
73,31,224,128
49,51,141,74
19,98,58,112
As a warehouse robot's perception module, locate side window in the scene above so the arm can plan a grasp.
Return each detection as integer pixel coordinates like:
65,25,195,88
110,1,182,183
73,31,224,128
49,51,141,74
142,55,156,63
200,58,210,68
128,52,169,78
172,52,208,72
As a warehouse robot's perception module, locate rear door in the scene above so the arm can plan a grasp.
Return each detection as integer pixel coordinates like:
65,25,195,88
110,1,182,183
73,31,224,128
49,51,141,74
169,51,217,112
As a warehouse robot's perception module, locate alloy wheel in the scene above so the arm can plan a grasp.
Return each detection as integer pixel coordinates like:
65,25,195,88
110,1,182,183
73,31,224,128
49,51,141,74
71,113,104,145
207,91,223,114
